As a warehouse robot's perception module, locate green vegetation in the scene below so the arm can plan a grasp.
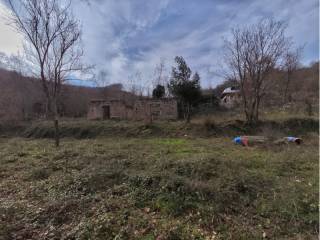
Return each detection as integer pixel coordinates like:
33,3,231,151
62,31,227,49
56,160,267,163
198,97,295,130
0,131,318,239
169,56,202,122
0,115,318,139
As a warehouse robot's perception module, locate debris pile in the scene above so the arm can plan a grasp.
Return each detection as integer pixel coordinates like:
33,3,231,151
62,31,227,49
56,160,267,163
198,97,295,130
233,136,302,146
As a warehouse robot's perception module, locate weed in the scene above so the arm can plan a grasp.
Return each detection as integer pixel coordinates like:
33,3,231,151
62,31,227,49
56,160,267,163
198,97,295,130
203,117,216,131
29,167,51,180
0,135,318,239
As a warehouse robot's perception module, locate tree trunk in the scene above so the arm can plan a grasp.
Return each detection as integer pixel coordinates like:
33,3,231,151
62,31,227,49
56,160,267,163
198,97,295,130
247,111,254,125
283,71,290,104
240,89,252,124
46,98,52,120
54,118,59,147
244,105,250,123
52,99,60,147
254,97,260,123
245,101,258,125
186,103,191,123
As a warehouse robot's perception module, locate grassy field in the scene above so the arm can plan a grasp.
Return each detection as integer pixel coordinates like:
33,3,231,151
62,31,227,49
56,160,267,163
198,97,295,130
0,129,318,239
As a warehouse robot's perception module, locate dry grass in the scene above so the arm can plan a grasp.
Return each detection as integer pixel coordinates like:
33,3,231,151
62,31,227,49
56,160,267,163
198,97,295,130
0,133,318,239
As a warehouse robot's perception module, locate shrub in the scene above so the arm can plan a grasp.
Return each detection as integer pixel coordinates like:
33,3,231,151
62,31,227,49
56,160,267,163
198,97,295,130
29,168,51,180
203,117,216,131
304,99,313,116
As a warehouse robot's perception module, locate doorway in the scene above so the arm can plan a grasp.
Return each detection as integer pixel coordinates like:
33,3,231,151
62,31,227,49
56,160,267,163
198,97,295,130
102,105,110,119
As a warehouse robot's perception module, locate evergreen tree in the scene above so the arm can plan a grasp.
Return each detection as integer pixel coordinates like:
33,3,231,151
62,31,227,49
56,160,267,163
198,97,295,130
168,56,201,122
152,85,165,99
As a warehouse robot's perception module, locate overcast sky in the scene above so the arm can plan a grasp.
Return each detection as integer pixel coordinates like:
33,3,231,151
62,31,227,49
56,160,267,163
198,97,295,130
0,0,318,88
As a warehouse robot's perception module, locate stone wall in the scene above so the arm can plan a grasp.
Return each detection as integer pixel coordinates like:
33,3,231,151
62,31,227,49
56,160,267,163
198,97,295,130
109,100,127,119
87,100,106,120
220,93,241,109
87,98,177,121
133,99,178,121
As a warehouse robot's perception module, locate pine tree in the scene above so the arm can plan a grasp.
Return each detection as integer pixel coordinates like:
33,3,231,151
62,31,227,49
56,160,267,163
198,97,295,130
168,56,201,122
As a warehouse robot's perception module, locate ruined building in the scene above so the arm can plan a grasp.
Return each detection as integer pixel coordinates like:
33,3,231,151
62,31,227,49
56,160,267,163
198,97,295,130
220,87,241,108
87,98,178,121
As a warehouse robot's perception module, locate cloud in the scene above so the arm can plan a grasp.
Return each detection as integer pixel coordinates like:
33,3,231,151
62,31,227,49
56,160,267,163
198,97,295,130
0,0,318,88
0,1,23,55
73,0,318,88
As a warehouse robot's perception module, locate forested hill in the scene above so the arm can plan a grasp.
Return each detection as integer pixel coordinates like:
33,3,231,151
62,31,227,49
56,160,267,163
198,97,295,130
0,68,133,121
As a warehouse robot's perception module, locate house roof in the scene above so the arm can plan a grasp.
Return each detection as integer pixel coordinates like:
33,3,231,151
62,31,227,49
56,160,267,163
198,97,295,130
222,87,240,94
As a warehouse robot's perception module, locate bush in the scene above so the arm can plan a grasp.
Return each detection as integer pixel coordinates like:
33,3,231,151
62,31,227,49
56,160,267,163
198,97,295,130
203,117,216,131
304,99,313,116
29,168,51,180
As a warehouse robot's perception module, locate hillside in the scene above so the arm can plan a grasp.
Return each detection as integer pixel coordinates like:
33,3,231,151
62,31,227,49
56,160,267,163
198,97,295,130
0,68,136,121
213,62,319,107
0,62,318,122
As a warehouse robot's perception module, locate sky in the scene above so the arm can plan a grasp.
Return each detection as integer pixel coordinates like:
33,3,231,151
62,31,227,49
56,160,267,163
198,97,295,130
0,0,319,88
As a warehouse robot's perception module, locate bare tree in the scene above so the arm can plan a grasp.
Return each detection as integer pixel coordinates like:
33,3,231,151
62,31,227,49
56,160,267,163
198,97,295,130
9,55,29,119
282,47,302,104
224,19,289,123
8,0,84,147
94,70,109,87
153,58,169,97
128,71,143,96
152,58,165,87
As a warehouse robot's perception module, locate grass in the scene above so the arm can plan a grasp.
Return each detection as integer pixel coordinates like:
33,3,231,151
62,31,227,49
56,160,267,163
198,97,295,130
0,114,318,141
0,133,318,239
193,104,319,124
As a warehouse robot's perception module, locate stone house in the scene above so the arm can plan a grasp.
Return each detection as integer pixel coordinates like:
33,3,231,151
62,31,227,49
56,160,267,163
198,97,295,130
87,98,178,121
220,87,241,108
